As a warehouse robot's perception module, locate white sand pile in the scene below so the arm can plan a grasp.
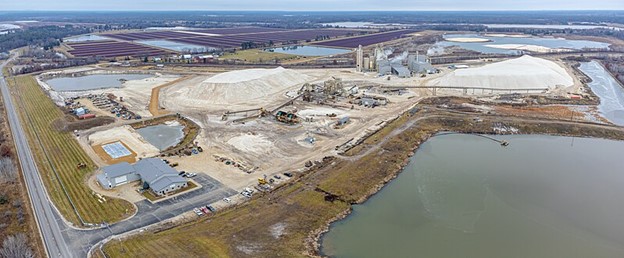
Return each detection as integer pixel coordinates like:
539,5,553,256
445,37,491,43
164,67,311,107
428,55,573,90
227,133,274,154
484,44,554,53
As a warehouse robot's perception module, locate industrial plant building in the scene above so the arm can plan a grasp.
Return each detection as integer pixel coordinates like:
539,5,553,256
97,158,188,196
356,45,436,77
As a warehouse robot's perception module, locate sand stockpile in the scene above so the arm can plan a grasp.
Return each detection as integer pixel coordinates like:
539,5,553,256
163,67,311,108
227,133,274,154
428,55,574,90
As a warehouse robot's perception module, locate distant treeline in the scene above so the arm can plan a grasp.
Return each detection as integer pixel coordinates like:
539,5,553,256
1,11,623,30
602,56,624,86
0,25,91,52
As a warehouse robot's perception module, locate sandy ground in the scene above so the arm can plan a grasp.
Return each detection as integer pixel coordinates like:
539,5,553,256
87,126,160,158
445,37,491,43
227,133,275,154
428,55,575,90
109,74,180,118
163,89,421,193
75,98,115,117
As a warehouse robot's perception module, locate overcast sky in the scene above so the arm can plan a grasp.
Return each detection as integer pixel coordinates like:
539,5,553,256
3,0,624,11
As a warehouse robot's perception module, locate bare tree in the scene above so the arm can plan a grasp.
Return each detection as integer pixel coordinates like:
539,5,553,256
0,158,16,184
0,233,34,258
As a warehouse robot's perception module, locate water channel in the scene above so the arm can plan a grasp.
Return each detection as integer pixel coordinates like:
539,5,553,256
322,134,624,258
579,61,624,126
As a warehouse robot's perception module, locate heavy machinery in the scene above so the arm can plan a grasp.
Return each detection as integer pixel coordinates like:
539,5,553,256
258,175,268,185
275,110,300,124
323,77,344,96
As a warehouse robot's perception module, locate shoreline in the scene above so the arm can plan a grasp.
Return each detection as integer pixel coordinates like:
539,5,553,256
308,109,624,257
309,132,431,257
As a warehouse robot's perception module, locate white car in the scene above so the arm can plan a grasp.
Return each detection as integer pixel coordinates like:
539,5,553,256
223,197,232,203
193,208,203,216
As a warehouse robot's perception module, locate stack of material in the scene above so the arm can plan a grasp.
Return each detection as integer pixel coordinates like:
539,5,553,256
165,67,311,107
428,55,574,90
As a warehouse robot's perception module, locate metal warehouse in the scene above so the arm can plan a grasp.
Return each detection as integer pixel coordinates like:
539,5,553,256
97,158,188,196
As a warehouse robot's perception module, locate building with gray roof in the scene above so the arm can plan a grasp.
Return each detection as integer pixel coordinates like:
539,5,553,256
408,54,436,74
134,158,188,196
96,162,140,189
391,65,411,78
96,158,187,196
377,59,392,75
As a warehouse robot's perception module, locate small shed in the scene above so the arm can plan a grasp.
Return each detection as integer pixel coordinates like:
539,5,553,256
74,107,86,116
337,116,350,126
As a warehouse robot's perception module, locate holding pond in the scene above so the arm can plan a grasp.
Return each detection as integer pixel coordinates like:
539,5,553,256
45,74,153,91
265,45,351,56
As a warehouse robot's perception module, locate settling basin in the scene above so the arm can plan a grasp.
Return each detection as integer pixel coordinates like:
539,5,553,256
45,73,152,91
579,61,624,126
322,134,624,258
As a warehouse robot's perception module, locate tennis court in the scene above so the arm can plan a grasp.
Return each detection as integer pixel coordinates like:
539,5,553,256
102,141,132,159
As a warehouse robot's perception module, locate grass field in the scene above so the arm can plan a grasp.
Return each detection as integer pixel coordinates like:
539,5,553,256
7,75,134,226
220,49,302,63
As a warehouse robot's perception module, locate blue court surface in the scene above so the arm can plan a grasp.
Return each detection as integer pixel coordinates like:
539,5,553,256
102,141,132,159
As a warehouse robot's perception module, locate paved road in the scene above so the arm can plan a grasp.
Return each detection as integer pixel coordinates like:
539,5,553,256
0,57,237,257
1,58,73,257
